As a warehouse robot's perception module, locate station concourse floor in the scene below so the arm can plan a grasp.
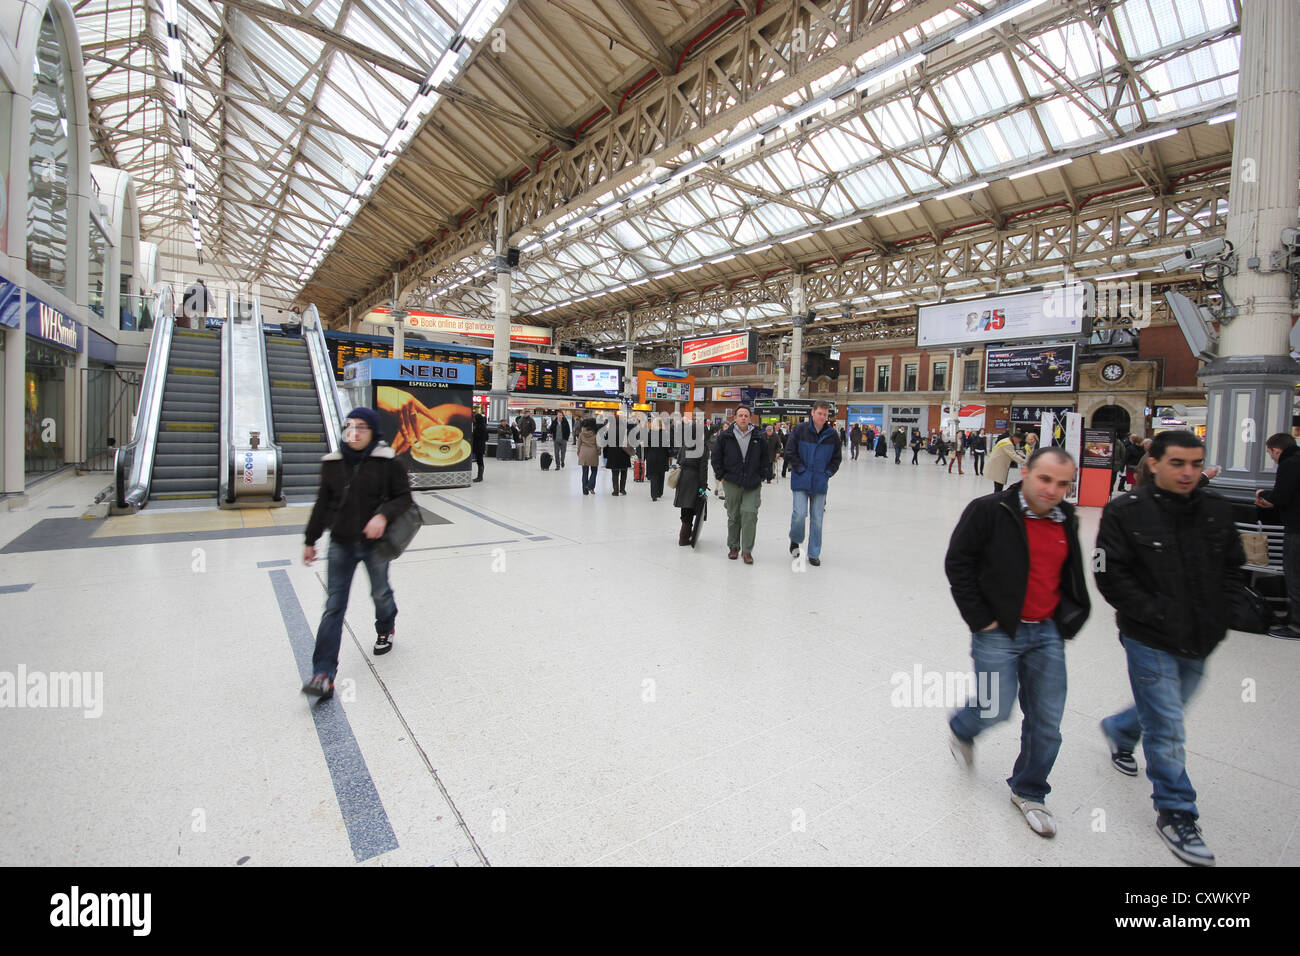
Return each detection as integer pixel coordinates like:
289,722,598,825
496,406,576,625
1,448,1297,868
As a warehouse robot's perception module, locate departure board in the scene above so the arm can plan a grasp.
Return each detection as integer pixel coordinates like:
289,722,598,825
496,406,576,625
326,335,598,396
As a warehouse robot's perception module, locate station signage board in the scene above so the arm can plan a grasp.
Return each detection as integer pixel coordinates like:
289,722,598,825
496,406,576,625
680,330,757,367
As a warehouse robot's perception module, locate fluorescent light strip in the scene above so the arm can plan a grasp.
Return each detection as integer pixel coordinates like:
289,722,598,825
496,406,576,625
874,200,919,217
1093,270,1139,280
1207,111,1236,125
1099,127,1179,154
783,231,814,243
952,0,1051,45
1008,156,1073,180
855,51,927,92
746,244,773,254
934,181,989,201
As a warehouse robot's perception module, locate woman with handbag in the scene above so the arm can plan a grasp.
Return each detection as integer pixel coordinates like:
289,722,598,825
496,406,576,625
673,418,710,546
301,407,413,700
644,417,674,501
576,417,601,495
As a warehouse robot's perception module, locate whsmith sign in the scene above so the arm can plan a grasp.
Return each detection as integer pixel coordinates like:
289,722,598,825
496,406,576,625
26,297,83,352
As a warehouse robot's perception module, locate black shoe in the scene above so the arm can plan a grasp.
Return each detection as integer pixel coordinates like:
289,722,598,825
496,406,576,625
1101,723,1138,776
1155,811,1215,866
473,477,483,482
1268,624,1300,640
808,557,820,567
374,632,393,656
789,540,799,556
302,674,334,700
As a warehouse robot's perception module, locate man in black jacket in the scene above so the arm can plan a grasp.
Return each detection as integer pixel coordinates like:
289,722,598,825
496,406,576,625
301,407,413,699
549,410,571,470
1255,432,1300,639
945,447,1089,838
1096,431,1244,867
710,405,772,563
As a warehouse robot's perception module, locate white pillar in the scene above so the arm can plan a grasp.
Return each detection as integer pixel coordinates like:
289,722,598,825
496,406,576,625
1201,0,1300,499
946,348,962,440
391,273,405,361
623,312,635,399
789,276,806,400
490,197,512,423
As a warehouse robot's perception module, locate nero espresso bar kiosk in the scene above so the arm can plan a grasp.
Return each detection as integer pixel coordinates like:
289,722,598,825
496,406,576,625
341,357,475,489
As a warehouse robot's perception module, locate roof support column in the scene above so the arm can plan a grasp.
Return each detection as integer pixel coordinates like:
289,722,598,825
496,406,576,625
489,196,513,423
391,274,405,360
624,312,635,401
1200,0,1300,502
789,275,807,400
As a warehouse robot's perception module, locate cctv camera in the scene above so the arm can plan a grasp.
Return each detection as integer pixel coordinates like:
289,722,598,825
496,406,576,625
1186,238,1228,261
1282,227,1300,248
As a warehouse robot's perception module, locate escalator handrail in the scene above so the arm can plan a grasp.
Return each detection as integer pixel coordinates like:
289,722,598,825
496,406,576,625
114,287,176,508
219,300,234,504
302,305,344,454
251,298,285,501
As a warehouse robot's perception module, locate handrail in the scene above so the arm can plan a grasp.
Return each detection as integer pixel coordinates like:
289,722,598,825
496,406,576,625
114,286,175,508
302,305,344,454
251,297,285,501
219,295,233,504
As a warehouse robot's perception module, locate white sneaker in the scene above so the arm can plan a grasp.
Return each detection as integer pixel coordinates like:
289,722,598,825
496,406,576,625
1010,792,1057,838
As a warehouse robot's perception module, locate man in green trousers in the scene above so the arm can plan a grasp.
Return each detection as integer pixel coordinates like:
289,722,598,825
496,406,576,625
710,405,773,564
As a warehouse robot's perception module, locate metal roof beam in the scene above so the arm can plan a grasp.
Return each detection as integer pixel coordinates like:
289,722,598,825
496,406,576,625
209,0,427,83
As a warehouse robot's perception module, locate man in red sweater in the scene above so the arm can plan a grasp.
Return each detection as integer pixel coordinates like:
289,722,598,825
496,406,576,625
944,448,1091,837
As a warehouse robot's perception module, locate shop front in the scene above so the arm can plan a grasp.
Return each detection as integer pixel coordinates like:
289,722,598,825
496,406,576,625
23,296,84,479
886,404,928,438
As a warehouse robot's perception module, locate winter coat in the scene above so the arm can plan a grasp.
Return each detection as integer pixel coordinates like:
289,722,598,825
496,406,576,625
711,424,772,489
1095,484,1244,659
304,444,413,547
576,425,600,467
986,438,1027,484
765,431,784,462
1258,445,1300,531
891,430,906,449
785,421,842,495
875,434,888,457
550,415,571,443
945,482,1091,640
644,432,674,476
673,427,710,508
471,416,488,454
603,441,632,469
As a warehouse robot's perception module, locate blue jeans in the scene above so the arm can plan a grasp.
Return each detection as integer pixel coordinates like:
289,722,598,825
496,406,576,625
1102,636,1206,816
581,465,598,492
311,538,397,679
949,620,1067,801
789,489,826,559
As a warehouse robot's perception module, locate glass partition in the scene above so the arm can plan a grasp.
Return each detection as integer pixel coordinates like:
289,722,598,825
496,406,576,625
27,12,72,294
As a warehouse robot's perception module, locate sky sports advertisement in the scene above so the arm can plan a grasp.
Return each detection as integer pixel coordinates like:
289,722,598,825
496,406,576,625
916,285,1091,349
571,367,622,395
984,343,1077,393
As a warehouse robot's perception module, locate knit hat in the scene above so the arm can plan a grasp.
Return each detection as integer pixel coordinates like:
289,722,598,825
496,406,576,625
345,406,382,440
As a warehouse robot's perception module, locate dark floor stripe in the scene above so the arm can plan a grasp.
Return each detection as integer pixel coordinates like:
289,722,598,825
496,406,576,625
429,493,532,535
268,569,398,863
0,583,35,593
402,538,517,554
257,559,292,568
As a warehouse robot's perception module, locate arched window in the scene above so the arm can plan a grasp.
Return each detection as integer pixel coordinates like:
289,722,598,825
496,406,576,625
27,11,73,294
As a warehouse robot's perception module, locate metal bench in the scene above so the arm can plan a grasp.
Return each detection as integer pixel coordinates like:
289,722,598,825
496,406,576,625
1236,521,1287,620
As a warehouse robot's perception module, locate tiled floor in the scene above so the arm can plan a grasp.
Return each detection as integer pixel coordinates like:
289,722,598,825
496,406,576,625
1,450,1297,866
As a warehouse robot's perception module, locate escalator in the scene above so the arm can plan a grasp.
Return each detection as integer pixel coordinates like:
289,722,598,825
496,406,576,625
149,328,222,501
266,336,329,499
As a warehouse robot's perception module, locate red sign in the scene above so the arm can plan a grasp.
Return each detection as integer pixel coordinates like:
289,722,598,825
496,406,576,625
680,330,757,367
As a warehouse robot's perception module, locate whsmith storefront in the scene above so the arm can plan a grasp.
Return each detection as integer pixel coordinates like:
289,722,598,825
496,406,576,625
2,280,92,481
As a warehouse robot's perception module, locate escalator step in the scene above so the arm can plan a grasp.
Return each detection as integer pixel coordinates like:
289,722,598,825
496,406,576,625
162,422,217,433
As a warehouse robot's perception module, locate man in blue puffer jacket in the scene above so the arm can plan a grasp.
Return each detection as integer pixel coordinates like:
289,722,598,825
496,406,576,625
784,401,842,567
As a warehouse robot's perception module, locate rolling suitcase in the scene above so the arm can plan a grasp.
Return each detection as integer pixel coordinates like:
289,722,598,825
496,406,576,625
632,459,646,482
540,451,553,471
